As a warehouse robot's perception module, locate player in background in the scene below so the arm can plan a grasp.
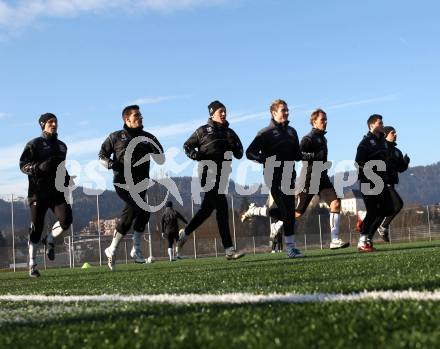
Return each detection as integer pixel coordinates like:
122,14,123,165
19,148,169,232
161,201,188,261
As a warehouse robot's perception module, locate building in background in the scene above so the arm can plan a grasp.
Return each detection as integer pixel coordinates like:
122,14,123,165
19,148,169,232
341,190,365,214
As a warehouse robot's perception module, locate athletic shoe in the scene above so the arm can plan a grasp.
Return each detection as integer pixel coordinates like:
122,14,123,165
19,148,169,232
286,245,305,259
130,247,146,264
271,250,276,253
104,247,116,271
330,239,350,249
377,225,390,242
176,229,188,249
225,247,245,260
29,264,40,278
240,203,256,222
357,241,374,253
42,236,55,261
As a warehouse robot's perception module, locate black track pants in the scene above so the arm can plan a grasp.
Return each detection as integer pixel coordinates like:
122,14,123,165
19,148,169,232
29,197,72,244
185,191,233,249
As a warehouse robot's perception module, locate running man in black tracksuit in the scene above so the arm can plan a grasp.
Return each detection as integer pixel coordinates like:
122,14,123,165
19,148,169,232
19,113,73,277
246,99,304,258
355,114,394,252
161,201,187,261
296,109,349,249
99,105,164,270
375,126,410,241
242,109,349,250
177,100,244,260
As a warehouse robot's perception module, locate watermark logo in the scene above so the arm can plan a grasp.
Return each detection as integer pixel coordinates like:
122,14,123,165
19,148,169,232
55,138,389,211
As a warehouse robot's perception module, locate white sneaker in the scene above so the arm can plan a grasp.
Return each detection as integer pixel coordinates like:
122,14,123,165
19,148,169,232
240,203,256,222
286,245,305,259
176,229,188,249
271,250,276,253
130,247,146,264
104,247,116,271
330,239,350,249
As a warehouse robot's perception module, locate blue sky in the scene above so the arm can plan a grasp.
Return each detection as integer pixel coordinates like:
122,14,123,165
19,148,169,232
0,0,439,195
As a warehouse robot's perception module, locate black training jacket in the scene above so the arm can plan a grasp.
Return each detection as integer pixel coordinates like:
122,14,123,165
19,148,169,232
355,131,390,184
246,118,301,186
99,124,164,184
300,128,330,180
183,118,243,187
183,118,243,162
386,141,409,184
19,132,70,203
161,207,188,236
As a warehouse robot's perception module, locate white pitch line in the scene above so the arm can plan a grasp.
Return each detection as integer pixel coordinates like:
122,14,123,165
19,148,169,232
1,290,440,304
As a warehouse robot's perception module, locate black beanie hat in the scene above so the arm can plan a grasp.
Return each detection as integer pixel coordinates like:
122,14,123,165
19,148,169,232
165,201,173,208
208,100,226,116
38,113,57,129
383,126,395,136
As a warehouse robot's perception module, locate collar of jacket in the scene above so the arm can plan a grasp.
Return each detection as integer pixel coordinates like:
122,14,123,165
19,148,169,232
41,131,58,141
207,118,229,128
312,127,327,136
123,124,144,136
386,140,397,147
270,118,289,128
367,131,384,141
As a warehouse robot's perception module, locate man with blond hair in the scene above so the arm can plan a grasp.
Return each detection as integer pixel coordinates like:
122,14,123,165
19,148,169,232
242,108,349,250
246,99,303,258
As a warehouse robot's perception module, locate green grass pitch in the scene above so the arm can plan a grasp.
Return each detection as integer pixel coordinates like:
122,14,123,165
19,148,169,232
1,241,440,349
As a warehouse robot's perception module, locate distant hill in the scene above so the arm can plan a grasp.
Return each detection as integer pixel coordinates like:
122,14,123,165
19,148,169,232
1,162,439,234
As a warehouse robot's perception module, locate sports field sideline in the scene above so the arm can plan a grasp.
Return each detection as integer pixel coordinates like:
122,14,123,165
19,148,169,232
1,241,440,349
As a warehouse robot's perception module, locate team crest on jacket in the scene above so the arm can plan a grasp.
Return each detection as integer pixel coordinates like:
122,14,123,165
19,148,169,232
120,133,127,141
370,139,376,145
206,126,213,133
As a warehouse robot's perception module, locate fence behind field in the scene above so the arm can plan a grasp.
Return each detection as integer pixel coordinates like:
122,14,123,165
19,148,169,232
0,192,439,271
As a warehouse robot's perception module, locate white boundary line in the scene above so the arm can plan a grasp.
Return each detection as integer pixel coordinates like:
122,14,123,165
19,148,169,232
1,290,440,304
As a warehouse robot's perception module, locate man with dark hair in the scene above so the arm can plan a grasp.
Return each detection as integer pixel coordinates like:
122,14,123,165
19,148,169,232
19,113,73,277
99,105,164,270
246,99,303,258
355,114,393,252
161,201,188,261
375,126,410,241
177,100,244,260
